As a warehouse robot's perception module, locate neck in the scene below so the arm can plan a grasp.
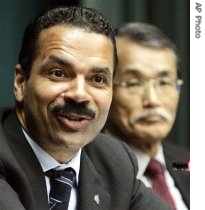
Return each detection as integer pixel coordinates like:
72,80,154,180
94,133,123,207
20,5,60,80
106,123,161,158
135,141,160,157
47,147,79,164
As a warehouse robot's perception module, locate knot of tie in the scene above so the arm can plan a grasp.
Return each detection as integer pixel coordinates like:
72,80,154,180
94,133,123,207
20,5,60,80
145,159,164,178
45,167,76,210
46,167,76,181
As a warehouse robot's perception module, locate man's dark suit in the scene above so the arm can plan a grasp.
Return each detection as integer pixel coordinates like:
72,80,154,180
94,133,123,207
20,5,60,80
0,108,170,210
163,140,190,209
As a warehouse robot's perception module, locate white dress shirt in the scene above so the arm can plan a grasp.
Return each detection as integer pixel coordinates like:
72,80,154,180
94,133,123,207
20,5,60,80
23,129,81,210
132,145,188,210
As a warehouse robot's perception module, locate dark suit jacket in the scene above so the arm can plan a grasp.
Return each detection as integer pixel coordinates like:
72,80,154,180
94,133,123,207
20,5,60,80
0,108,171,210
163,140,190,209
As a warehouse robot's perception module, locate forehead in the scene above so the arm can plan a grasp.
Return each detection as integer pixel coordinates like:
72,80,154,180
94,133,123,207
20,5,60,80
116,37,177,77
36,25,114,71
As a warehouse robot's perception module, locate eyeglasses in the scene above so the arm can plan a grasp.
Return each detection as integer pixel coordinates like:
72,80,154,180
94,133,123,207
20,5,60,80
114,78,183,95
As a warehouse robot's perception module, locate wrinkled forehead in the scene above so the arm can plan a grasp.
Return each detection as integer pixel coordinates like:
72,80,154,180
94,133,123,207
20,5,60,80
116,38,177,78
33,25,114,76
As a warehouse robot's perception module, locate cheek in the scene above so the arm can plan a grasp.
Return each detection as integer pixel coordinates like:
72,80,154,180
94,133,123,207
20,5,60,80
25,90,49,113
22,84,58,125
97,91,113,113
27,80,67,106
162,93,180,117
113,92,141,115
23,87,47,121
91,90,113,130
111,97,136,126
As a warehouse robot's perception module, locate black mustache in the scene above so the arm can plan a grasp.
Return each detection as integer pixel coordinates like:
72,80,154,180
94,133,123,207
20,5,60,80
52,101,96,119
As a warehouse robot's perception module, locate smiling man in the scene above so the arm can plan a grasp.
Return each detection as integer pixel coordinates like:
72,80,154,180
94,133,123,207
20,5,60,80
15,24,114,163
105,22,190,210
0,6,171,210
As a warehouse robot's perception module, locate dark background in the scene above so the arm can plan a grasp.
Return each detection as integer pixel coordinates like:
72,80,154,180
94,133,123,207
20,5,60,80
0,0,189,148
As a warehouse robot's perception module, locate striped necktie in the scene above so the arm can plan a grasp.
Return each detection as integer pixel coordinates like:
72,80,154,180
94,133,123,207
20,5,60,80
45,168,76,210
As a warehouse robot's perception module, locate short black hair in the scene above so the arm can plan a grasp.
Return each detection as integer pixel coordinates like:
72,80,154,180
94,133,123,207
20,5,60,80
19,6,117,78
115,22,182,79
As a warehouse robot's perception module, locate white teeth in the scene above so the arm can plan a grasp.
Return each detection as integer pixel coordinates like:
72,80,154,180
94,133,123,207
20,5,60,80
69,116,81,120
58,112,89,120
63,113,84,120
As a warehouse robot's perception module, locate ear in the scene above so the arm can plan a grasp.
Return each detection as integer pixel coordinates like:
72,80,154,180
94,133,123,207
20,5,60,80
176,80,183,92
14,64,26,103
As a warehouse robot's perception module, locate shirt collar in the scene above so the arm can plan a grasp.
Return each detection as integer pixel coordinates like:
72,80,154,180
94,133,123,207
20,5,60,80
132,144,166,179
22,129,81,185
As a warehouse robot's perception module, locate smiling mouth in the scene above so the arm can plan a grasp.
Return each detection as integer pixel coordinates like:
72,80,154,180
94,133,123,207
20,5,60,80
56,112,93,130
59,113,92,121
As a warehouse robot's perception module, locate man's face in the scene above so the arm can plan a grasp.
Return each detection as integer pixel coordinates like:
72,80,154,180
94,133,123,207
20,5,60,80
110,37,180,146
14,25,114,158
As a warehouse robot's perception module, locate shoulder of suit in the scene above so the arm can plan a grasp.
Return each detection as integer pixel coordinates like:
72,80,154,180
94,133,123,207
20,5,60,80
0,107,14,124
163,140,190,159
84,132,137,165
88,132,130,151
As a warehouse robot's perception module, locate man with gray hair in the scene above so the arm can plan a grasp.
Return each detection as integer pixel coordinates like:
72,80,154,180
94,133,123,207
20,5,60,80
106,22,190,210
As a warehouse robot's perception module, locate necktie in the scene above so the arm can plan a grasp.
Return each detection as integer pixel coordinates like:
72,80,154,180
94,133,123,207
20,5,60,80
145,159,176,210
45,168,76,210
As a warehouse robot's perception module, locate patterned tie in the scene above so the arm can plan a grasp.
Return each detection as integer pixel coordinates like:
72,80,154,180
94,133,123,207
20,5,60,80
45,168,76,210
145,159,176,210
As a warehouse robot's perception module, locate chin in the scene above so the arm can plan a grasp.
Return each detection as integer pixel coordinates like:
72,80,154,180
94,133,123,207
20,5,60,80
133,132,163,142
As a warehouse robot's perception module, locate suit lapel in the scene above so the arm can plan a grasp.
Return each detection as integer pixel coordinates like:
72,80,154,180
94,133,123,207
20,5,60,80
3,109,112,209
163,142,190,208
166,157,190,207
77,149,111,210
3,109,49,209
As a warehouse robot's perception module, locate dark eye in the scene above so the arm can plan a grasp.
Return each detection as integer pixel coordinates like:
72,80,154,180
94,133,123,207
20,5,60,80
126,81,141,87
50,69,64,78
93,75,106,84
158,79,172,86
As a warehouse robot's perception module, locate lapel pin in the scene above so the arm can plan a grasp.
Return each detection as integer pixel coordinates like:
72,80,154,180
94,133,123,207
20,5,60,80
94,194,100,205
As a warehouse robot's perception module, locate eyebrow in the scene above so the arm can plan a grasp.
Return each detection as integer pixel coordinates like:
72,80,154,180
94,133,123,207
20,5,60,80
42,54,74,68
92,67,112,76
41,54,113,76
121,68,172,78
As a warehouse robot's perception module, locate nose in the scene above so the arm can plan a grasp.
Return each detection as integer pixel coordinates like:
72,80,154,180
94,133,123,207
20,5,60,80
142,84,160,108
62,76,91,103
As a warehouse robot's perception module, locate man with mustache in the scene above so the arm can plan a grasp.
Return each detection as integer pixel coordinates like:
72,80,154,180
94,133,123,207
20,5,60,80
105,22,190,210
0,6,171,210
